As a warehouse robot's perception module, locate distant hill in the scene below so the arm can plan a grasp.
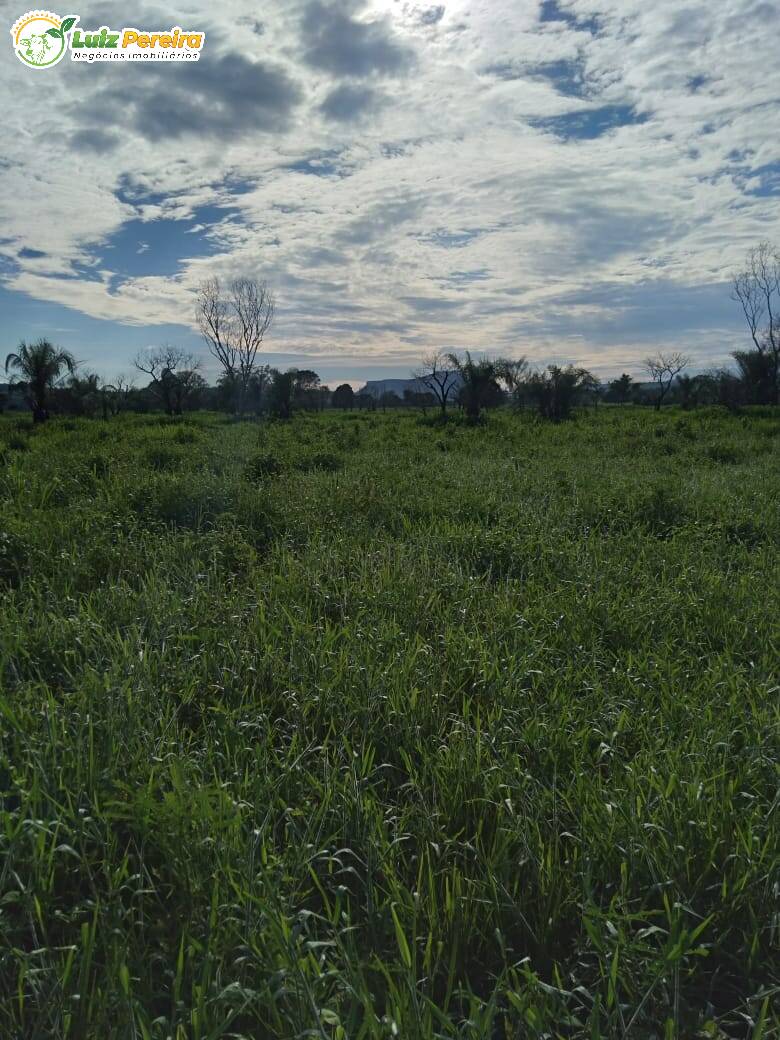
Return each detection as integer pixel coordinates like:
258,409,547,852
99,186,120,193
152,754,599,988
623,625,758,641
362,376,659,400
361,376,463,399
360,378,424,399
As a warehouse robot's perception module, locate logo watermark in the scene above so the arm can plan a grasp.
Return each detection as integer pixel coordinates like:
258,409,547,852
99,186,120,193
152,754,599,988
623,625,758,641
10,11,74,67
10,10,205,67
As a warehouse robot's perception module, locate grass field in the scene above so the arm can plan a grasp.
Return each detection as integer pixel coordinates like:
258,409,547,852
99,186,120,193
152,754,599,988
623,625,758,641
0,406,778,1038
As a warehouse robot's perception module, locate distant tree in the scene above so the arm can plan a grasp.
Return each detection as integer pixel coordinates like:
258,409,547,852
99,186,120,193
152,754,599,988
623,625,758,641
69,371,127,419
712,368,745,412
480,376,506,411
379,390,402,411
332,383,355,410
403,388,436,414
496,357,529,409
676,373,701,410
215,368,271,414
267,369,295,419
172,370,206,413
580,371,602,409
5,339,77,422
685,372,718,407
197,277,275,414
731,348,776,405
445,352,501,422
292,369,322,410
607,373,634,404
731,242,779,403
133,345,202,416
61,371,102,417
246,365,272,414
526,365,595,422
216,372,239,413
414,352,460,416
354,393,376,411
643,352,690,411
108,375,135,414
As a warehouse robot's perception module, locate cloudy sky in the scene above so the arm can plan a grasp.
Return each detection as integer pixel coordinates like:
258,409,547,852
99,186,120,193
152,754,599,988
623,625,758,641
2,0,779,386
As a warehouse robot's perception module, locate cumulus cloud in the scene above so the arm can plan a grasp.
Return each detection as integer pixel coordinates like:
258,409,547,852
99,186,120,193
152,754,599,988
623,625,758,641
320,83,386,122
300,1,413,77
78,53,302,140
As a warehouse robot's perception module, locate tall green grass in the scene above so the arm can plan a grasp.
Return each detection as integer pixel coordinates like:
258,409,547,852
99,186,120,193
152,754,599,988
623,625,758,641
0,407,778,1038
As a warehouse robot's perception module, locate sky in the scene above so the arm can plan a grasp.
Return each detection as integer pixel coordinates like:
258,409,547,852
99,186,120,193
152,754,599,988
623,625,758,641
1,0,779,387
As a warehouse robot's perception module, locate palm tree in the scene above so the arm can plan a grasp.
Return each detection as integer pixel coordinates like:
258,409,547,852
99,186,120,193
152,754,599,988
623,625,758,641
526,365,595,422
67,372,102,417
445,351,500,422
5,339,77,422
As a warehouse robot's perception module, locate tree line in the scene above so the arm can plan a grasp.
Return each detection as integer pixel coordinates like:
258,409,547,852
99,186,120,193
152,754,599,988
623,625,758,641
4,243,779,422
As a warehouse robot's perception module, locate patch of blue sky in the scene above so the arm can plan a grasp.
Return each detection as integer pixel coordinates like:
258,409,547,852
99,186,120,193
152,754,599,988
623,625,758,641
530,105,647,140
538,0,599,34
90,200,243,289
286,152,347,177
0,285,199,372
531,58,587,97
485,56,588,98
739,161,780,197
219,174,256,195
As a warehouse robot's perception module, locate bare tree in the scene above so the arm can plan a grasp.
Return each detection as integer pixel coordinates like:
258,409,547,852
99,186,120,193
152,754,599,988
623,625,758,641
197,277,275,415
133,345,201,415
108,374,135,414
413,352,460,416
731,242,780,403
643,351,690,411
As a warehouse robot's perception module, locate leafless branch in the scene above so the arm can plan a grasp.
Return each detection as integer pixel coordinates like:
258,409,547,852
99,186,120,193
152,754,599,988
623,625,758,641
196,277,275,413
